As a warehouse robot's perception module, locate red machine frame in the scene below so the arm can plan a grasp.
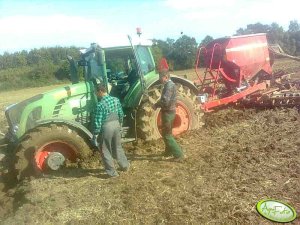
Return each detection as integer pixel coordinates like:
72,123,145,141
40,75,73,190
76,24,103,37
195,33,272,111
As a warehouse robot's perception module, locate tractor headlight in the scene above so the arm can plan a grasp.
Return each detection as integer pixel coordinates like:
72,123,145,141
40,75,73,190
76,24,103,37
12,124,19,134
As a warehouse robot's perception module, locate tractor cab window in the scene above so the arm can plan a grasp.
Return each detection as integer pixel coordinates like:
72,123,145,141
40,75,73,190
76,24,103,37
105,47,138,100
105,46,154,100
135,46,155,75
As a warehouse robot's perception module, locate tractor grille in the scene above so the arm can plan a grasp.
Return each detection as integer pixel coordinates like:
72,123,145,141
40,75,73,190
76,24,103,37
51,98,91,126
52,99,66,117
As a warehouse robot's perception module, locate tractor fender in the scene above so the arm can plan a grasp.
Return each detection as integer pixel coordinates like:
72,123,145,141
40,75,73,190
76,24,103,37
170,74,199,94
13,119,92,149
35,119,92,139
138,74,199,105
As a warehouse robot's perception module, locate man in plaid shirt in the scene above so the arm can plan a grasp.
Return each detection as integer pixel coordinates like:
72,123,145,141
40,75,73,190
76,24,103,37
93,83,129,178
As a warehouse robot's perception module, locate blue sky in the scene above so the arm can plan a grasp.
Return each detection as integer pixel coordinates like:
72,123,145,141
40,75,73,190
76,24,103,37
0,0,299,54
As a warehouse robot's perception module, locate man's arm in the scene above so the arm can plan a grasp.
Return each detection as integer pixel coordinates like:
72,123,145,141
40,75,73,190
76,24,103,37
116,99,124,125
155,82,174,108
93,103,103,135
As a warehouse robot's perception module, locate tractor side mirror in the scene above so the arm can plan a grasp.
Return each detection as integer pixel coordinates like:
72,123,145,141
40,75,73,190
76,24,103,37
67,55,79,84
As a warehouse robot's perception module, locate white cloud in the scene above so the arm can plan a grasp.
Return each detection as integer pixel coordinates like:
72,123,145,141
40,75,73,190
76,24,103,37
164,0,237,10
1,0,300,53
235,1,300,28
162,0,300,40
0,14,133,53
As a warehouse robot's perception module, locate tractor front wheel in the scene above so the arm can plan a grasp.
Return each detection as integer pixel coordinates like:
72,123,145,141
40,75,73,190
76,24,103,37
14,124,91,180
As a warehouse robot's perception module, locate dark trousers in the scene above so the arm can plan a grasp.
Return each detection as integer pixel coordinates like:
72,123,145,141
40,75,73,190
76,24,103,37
162,111,183,158
100,120,129,176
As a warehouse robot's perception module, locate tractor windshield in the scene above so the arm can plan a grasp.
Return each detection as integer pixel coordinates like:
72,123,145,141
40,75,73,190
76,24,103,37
104,45,154,100
135,45,155,75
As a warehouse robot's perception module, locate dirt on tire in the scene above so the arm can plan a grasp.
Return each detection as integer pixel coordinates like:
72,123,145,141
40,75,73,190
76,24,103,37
13,124,92,181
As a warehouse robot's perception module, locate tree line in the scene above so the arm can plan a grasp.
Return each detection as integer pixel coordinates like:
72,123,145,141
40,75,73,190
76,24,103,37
0,47,80,91
0,20,299,91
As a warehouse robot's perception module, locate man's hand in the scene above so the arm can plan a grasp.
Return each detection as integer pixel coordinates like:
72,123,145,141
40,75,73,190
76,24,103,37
152,104,158,110
91,135,99,148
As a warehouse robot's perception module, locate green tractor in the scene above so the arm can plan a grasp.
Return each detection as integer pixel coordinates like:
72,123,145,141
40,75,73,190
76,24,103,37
5,38,203,179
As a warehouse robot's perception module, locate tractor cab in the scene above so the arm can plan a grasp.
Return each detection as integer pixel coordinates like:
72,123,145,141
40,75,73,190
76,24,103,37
105,45,155,100
105,46,138,98
68,41,155,102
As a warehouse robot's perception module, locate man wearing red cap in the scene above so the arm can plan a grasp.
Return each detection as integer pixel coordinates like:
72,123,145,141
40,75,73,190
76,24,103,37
153,69,184,161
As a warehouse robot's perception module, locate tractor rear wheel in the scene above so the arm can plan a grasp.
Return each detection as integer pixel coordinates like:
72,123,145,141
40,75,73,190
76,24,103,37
137,84,204,141
14,124,91,180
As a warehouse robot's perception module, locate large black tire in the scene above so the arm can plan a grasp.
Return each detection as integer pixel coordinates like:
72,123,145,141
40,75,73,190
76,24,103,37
14,124,91,180
137,83,204,141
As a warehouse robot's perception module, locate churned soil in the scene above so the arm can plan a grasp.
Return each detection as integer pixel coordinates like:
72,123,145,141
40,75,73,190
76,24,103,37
0,58,299,224
0,107,299,225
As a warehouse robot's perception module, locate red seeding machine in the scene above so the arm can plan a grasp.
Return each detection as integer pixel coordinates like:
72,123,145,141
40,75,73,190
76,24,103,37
194,33,300,111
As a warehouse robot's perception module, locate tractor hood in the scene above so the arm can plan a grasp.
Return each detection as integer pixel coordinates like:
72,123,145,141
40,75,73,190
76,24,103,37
5,82,96,142
5,94,43,142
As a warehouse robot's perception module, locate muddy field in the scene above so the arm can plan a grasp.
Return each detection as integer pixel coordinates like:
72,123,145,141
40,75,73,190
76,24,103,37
0,59,299,224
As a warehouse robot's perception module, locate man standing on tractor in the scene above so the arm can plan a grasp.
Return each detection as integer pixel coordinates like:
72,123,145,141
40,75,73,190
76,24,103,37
92,83,130,178
153,69,184,161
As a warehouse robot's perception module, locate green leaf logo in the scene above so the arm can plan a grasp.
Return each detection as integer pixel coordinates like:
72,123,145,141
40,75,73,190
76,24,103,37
256,199,297,223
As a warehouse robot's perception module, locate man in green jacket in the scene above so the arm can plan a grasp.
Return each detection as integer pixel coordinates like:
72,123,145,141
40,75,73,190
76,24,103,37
153,69,184,161
92,83,130,178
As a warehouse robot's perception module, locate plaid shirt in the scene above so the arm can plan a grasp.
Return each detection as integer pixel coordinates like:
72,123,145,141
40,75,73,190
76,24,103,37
93,95,124,135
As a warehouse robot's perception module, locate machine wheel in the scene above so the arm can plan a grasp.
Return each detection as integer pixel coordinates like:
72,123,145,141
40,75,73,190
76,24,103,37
14,124,91,180
137,84,204,141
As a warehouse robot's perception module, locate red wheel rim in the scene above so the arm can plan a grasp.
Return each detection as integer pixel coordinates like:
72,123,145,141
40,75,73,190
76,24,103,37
156,101,191,136
34,141,77,171
173,101,190,135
